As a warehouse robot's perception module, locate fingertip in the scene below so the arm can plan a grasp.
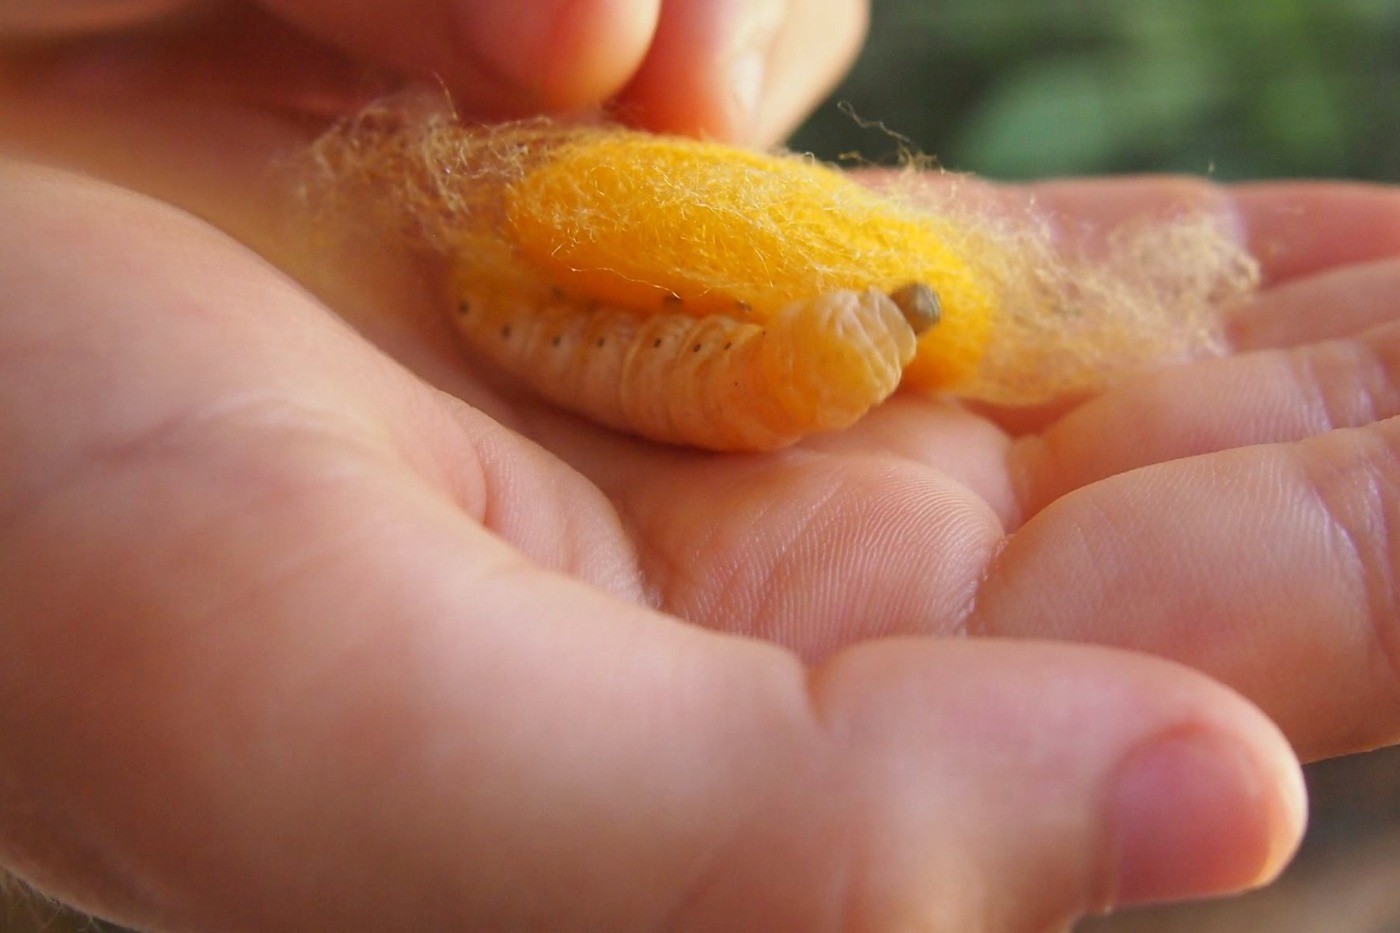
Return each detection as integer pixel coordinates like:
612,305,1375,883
1106,724,1307,909
614,0,866,145
750,0,867,146
452,0,661,112
1232,181,1400,285
608,0,763,141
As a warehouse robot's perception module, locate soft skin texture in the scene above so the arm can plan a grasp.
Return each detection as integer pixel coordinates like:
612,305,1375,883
5,2,1400,929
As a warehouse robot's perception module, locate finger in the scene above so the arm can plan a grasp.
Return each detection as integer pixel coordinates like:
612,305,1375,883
613,0,868,144
1229,258,1400,351
0,0,195,35
795,641,1306,925
1009,250,1400,514
975,416,1400,761
253,0,662,116
597,446,1006,659
1017,178,1400,286
1012,316,1400,519
0,163,1305,929
801,393,1022,526
1234,182,1400,286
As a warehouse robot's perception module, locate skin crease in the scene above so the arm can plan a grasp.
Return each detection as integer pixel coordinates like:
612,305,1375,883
3,0,1400,929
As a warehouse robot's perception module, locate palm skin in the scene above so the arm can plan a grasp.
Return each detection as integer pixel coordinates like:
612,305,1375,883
2,4,1399,930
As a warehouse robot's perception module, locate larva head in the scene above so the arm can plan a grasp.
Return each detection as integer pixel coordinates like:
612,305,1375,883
889,282,941,335
499,127,997,391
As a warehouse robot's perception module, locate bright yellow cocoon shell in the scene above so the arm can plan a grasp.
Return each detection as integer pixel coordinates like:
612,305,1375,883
502,128,997,391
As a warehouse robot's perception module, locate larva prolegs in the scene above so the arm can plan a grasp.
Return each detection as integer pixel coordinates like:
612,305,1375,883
658,315,775,450
448,281,920,451
458,292,636,430
619,313,732,445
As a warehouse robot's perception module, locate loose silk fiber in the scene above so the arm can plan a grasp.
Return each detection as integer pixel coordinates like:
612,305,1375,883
300,97,1259,448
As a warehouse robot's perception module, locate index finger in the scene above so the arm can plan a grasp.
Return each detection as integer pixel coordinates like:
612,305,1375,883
1018,177,1400,287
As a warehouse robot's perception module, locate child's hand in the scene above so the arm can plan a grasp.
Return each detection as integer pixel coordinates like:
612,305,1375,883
5,4,1400,930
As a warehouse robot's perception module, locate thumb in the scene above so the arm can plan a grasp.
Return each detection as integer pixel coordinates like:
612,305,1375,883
791,639,1306,928
4,534,1309,929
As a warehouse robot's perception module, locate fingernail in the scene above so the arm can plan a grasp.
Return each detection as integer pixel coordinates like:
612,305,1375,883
1108,730,1305,907
729,50,766,137
726,3,783,139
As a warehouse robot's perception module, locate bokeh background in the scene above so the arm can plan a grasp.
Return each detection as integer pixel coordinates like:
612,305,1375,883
793,0,1400,183
4,1,1399,931
796,2,1400,931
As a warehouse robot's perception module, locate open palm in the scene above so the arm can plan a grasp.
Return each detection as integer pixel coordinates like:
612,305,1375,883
3,4,1399,930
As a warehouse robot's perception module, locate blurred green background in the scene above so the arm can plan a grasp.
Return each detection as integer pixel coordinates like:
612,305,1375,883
793,0,1400,182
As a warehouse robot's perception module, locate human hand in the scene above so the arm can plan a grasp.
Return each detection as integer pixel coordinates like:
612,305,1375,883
0,0,866,145
3,3,1397,930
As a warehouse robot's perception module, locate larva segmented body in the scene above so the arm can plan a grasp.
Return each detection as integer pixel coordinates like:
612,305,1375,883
451,282,923,451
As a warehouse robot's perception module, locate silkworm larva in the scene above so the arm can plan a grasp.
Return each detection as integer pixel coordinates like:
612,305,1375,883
449,275,933,451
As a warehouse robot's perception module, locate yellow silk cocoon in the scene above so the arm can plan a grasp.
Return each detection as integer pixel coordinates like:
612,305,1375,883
301,96,1260,442
502,130,995,390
